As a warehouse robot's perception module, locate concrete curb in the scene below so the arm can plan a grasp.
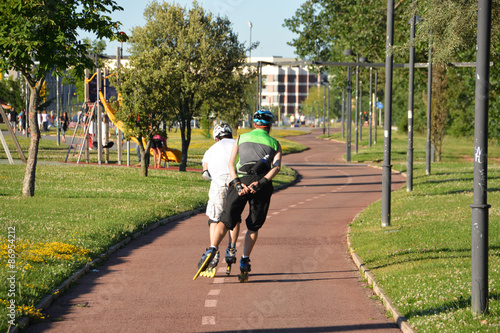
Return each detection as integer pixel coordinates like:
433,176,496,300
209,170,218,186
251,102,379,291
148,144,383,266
346,224,415,333
9,168,299,333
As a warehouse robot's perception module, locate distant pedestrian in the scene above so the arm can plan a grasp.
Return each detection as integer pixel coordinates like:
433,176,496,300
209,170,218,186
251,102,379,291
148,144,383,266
18,109,26,135
151,133,166,168
59,111,70,143
8,107,18,133
41,110,49,132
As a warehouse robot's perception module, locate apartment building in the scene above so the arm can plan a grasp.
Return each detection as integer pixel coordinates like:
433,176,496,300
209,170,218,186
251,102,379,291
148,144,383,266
250,56,327,117
105,55,326,119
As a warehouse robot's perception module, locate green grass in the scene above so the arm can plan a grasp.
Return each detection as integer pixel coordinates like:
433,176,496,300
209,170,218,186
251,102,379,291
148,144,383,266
333,127,500,332
324,125,500,164
0,125,304,330
0,125,308,167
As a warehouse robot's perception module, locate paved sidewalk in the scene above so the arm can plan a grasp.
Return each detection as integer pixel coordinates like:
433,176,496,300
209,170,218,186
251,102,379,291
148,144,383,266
26,129,405,333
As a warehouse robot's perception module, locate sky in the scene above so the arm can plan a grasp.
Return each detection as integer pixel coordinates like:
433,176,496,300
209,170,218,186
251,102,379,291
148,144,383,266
79,0,306,58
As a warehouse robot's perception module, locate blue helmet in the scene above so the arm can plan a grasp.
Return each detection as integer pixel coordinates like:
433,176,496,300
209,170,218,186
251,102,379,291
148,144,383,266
253,110,275,126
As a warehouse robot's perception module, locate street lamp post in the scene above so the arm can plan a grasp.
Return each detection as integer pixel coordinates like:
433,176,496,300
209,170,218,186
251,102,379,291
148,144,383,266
471,0,492,315
322,78,329,135
358,56,368,143
382,0,395,227
407,8,421,192
326,81,330,136
426,32,433,175
359,80,363,141
341,88,345,139
346,66,353,162
374,69,378,143
248,21,253,60
369,66,373,147
343,49,360,154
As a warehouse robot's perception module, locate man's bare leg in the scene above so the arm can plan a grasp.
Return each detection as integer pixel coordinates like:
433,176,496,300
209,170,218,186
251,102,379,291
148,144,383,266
243,230,258,257
210,222,228,249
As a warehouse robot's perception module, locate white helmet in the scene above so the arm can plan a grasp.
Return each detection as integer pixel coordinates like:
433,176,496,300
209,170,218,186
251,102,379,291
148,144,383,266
213,122,233,140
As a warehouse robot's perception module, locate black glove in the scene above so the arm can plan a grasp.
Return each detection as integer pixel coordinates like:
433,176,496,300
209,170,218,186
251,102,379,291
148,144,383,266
229,178,243,195
250,177,268,192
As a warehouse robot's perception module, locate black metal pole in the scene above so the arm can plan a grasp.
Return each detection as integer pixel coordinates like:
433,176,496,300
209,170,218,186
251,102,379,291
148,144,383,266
56,75,60,146
341,89,345,139
346,67,352,162
355,55,359,154
323,84,326,135
327,84,330,136
471,0,492,315
374,69,378,144
407,6,416,192
360,80,363,141
382,0,394,227
369,67,373,147
426,34,433,175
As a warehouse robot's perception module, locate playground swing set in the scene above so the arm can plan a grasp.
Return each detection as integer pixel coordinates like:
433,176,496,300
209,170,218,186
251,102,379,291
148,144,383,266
64,67,181,166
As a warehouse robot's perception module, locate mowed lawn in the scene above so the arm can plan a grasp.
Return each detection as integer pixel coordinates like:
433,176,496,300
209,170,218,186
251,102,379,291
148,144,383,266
0,126,306,330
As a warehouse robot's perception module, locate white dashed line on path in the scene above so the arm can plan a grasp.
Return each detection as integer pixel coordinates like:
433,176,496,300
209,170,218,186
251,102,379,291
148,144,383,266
208,289,221,296
202,316,216,325
205,300,218,307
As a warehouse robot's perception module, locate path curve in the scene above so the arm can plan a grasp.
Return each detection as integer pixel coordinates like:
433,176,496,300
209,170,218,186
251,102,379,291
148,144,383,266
27,128,405,333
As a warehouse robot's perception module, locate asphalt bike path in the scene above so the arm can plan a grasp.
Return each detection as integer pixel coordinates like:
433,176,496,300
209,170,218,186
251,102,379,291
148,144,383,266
26,129,405,333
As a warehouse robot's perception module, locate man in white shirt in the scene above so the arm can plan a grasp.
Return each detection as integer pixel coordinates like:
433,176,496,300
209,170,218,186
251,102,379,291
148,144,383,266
200,122,240,275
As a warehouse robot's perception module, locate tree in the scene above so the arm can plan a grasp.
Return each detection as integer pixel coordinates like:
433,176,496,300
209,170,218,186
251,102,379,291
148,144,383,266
0,0,126,196
285,0,500,144
123,1,247,171
423,64,448,161
210,71,257,135
0,76,24,111
113,55,171,177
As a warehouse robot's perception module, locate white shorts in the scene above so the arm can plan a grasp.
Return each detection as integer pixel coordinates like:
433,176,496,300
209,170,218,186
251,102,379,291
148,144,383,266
206,174,231,222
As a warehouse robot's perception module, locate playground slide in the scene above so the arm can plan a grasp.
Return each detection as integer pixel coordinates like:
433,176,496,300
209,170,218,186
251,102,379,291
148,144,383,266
99,91,181,163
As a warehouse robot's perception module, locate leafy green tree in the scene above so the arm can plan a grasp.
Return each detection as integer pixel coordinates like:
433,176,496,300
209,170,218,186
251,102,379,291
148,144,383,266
113,57,171,177
211,71,257,135
122,1,248,171
0,0,126,196
0,76,24,111
285,0,500,146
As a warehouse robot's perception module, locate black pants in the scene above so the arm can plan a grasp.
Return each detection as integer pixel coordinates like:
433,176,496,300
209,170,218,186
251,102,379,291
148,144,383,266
220,175,273,232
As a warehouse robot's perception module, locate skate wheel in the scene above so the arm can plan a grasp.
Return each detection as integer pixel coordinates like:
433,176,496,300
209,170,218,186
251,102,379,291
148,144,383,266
238,271,249,283
199,268,216,278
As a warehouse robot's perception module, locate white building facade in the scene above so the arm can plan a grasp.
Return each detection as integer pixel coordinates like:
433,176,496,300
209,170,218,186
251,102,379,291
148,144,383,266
250,56,327,117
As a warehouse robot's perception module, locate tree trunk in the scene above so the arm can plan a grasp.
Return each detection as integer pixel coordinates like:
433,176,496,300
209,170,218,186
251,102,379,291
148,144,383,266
22,83,42,197
431,64,448,162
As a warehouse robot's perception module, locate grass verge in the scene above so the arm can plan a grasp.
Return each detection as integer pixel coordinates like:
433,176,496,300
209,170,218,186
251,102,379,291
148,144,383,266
0,125,308,167
331,127,500,332
0,126,304,330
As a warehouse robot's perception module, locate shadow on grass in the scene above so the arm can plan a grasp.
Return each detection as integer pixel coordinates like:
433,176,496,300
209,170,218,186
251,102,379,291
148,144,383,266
405,294,472,319
365,247,472,270
405,292,500,320
366,246,500,270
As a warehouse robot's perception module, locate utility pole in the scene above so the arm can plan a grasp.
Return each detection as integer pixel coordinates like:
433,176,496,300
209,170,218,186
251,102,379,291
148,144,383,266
407,2,417,192
426,33,433,175
382,0,394,227
346,67,353,162
471,0,492,315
